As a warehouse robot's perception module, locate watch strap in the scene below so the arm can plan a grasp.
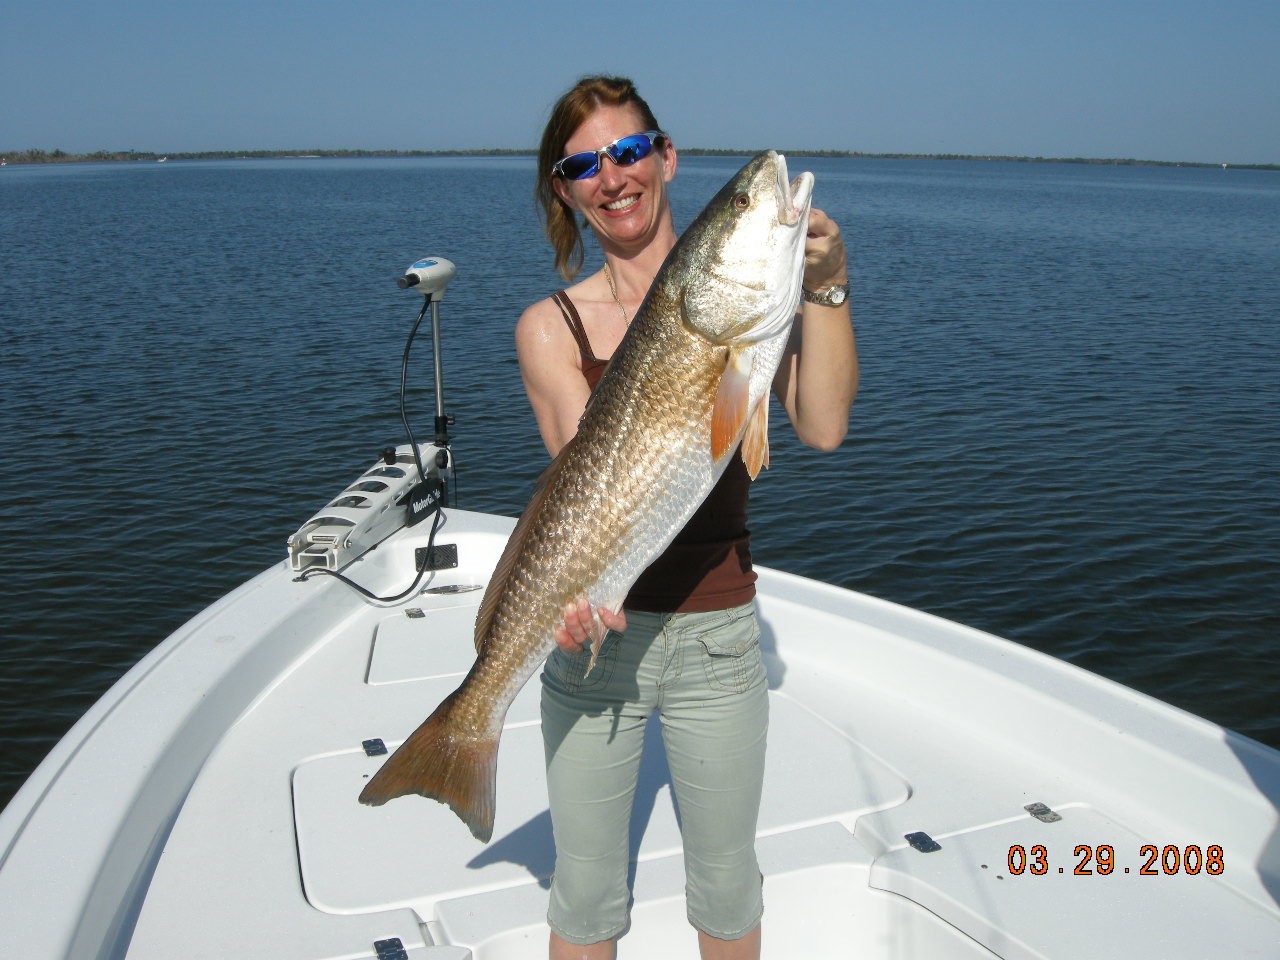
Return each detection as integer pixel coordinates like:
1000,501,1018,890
802,282,850,306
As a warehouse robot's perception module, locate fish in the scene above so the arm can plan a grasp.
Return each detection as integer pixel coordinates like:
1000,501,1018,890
358,151,815,842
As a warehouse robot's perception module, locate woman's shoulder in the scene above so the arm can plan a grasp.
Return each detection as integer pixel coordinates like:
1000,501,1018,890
517,290,572,345
517,275,602,339
518,292,563,327
517,288,588,371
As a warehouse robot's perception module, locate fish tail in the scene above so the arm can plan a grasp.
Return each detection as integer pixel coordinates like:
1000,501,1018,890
358,689,498,843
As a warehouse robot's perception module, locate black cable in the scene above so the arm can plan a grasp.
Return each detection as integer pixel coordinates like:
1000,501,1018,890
297,506,445,603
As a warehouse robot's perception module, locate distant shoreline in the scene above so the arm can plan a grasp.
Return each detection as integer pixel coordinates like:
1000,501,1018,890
2,147,1275,171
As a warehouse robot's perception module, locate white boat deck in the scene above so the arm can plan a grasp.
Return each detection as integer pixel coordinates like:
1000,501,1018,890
3,509,1278,959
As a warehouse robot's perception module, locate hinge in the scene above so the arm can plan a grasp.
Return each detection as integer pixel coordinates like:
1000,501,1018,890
1024,801,1062,823
905,831,942,853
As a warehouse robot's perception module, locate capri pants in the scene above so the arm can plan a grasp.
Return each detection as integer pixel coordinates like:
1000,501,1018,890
540,601,769,945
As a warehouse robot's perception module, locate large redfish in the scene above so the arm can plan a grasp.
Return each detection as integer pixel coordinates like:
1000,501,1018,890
359,151,815,841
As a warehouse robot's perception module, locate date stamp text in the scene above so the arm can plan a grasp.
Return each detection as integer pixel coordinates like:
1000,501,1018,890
1006,843,1224,876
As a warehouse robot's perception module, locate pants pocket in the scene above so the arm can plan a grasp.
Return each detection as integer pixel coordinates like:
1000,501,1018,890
693,611,762,693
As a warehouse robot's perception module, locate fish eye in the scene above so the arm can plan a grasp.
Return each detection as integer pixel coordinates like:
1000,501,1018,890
733,193,751,210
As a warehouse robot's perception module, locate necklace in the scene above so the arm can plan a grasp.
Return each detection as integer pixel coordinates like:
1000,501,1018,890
603,263,629,326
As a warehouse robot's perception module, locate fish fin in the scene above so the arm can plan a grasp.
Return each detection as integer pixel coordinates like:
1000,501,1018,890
711,347,752,461
583,612,610,677
742,399,771,480
473,447,573,655
358,688,498,843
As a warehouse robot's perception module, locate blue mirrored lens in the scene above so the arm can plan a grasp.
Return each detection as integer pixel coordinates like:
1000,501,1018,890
559,152,601,180
605,135,653,166
556,132,661,180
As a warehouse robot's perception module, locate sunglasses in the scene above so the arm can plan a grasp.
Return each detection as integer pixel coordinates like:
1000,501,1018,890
552,131,666,181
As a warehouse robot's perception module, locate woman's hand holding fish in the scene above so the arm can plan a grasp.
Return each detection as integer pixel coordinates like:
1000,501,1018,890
773,206,859,454
554,598,627,653
803,207,848,290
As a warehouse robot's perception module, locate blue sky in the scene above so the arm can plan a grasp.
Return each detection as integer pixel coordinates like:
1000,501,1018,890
2,0,1276,164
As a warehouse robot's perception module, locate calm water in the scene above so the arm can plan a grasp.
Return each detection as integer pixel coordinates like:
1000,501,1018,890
2,156,1278,809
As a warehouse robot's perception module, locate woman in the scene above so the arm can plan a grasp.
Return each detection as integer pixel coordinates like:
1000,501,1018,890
516,76,858,960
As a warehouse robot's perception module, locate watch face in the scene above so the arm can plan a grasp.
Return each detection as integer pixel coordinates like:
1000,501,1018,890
829,288,847,305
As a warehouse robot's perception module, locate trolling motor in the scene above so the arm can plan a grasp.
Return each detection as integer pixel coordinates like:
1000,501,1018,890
399,258,458,455
287,257,458,575
395,257,457,526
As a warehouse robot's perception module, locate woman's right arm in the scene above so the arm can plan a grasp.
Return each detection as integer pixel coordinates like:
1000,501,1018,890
514,299,628,649
515,298,593,458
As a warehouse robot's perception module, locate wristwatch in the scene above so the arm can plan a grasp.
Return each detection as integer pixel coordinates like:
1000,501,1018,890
802,282,850,307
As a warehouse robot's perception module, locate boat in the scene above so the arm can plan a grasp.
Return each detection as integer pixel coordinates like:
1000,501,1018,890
2,258,1278,960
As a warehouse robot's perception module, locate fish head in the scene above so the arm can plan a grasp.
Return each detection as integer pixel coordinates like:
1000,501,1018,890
676,151,815,346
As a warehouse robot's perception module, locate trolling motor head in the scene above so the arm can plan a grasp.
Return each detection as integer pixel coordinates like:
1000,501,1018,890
397,257,457,298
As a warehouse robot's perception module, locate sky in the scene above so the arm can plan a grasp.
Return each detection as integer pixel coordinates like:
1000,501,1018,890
2,0,1276,165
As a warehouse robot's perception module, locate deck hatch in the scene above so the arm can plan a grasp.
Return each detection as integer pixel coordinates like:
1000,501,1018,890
367,603,484,685
871,806,1278,958
294,694,909,915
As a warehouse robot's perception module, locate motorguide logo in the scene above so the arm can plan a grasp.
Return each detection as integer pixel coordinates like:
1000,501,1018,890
406,478,444,527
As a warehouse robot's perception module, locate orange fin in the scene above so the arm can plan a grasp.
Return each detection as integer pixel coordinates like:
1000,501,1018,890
358,688,498,843
742,398,770,480
711,347,752,461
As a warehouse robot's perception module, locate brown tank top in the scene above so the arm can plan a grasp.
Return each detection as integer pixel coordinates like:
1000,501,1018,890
551,291,756,612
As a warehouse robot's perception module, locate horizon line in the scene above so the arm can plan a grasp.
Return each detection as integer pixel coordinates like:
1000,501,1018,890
2,147,1275,171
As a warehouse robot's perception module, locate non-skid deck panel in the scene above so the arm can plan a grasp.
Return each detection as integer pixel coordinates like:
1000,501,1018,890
870,804,1280,960
294,692,910,916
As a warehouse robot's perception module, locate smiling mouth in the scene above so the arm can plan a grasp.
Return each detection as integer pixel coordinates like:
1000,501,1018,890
603,195,639,212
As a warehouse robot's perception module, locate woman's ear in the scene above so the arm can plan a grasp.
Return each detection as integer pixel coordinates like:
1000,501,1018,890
551,176,578,211
661,138,678,183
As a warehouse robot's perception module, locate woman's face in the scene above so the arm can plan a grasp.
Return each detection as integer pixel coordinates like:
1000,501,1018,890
552,102,677,254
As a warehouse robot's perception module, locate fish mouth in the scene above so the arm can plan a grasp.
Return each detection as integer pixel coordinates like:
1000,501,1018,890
776,153,814,226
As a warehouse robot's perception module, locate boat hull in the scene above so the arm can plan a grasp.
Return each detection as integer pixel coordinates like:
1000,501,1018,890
2,507,1278,959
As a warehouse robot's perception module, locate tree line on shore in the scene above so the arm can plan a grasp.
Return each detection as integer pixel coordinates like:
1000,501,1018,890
1,148,530,164
3,147,1274,171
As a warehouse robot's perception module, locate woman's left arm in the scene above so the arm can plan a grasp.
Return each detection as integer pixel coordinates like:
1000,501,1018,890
773,207,860,450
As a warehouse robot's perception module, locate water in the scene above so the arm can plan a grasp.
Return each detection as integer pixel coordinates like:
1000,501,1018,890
2,156,1278,809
